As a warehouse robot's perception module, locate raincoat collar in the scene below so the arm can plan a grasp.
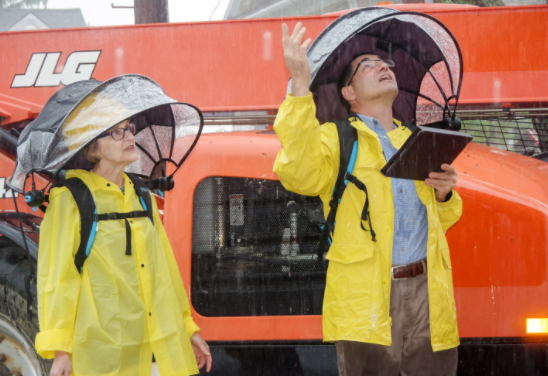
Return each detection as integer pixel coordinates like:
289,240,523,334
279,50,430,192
66,169,132,193
348,113,406,139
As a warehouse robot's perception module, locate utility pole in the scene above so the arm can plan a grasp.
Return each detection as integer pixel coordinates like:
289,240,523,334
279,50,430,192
134,0,168,24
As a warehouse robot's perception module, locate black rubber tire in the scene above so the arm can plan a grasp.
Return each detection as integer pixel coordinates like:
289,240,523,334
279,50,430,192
0,240,51,375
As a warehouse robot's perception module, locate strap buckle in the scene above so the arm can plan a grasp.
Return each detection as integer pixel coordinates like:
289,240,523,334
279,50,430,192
391,265,401,281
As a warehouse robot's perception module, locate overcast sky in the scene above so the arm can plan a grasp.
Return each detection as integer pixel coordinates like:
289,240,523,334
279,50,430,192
45,0,231,26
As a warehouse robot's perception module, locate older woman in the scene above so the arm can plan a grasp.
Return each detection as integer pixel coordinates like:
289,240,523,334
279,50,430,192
36,119,212,376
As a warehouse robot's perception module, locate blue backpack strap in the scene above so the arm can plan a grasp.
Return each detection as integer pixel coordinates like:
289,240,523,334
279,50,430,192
126,173,154,225
317,119,358,259
317,117,378,260
344,139,359,186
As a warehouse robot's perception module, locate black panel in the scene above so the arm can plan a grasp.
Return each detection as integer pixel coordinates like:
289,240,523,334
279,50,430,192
196,340,548,376
191,177,327,317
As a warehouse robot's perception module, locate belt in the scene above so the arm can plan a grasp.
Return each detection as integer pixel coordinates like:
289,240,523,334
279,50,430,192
391,259,427,280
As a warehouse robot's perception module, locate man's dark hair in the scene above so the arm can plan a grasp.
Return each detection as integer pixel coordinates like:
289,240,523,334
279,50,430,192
337,60,355,112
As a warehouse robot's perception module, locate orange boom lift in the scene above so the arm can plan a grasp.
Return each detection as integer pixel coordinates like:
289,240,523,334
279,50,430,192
0,3,547,375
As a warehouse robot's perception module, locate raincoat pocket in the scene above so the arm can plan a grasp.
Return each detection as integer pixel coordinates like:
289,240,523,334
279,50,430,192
436,222,452,270
326,244,375,264
440,247,453,270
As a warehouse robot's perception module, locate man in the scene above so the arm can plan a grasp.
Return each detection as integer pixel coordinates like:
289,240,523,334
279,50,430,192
273,22,462,376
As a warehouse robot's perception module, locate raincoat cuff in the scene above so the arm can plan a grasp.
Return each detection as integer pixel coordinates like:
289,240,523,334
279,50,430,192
35,329,73,359
184,317,200,337
287,92,313,102
436,189,457,208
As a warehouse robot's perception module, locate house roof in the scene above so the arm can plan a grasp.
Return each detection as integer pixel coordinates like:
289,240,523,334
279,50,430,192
0,8,86,31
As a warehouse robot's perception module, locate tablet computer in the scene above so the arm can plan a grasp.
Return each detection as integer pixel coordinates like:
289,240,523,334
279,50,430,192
380,127,473,181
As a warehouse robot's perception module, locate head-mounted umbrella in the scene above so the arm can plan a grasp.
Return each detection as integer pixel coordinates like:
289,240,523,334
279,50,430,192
8,74,203,194
288,7,463,127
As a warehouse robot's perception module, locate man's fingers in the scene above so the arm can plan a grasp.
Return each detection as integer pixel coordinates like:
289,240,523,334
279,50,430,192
425,177,451,186
290,22,302,39
281,23,289,41
428,172,443,179
428,171,455,180
301,38,312,51
425,180,447,190
294,25,307,46
441,164,457,175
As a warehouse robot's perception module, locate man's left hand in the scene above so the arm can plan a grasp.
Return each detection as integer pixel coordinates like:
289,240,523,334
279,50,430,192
425,164,458,202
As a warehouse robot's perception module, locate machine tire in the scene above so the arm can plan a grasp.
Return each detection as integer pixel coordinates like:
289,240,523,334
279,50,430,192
0,240,50,375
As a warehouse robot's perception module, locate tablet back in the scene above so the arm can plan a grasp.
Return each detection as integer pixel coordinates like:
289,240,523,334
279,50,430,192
381,127,473,180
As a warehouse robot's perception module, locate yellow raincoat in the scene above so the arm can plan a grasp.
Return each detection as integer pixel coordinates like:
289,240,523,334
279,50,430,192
273,93,462,351
36,170,199,376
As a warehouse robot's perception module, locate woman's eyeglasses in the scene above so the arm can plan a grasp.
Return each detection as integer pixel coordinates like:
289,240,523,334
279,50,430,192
97,123,136,141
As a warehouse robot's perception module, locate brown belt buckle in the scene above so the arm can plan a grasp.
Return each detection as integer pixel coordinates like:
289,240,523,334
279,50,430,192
420,259,427,276
391,265,399,280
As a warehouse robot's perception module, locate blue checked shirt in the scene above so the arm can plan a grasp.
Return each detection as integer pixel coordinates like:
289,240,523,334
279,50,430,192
356,114,428,265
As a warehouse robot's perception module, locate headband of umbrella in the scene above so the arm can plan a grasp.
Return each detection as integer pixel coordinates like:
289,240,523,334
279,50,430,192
8,74,203,193
288,7,463,126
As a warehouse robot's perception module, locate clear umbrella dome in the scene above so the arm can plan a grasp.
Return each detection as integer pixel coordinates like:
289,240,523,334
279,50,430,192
8,74,203,193
288,7,463,126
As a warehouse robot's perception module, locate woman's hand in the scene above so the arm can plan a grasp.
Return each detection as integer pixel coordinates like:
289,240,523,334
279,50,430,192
50,351,72,376
190,332,212,372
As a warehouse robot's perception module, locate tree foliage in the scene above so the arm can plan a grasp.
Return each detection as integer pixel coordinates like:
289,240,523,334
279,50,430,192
0,0,48,8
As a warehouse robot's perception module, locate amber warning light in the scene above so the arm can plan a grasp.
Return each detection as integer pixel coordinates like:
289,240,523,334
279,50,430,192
526,319,548,333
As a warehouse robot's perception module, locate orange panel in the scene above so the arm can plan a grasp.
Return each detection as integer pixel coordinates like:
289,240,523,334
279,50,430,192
162,131,548,341
1,4,547,342
1,5,547,113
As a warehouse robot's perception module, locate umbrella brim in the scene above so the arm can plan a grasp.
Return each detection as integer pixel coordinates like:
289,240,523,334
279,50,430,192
290,8,463,125
8,75,204,193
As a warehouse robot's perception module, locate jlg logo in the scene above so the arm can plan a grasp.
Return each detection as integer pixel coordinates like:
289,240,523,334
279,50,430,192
11,51,101,88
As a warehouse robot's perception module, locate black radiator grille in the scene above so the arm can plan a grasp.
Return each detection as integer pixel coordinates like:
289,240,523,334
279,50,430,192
460,112,548,154
191,177,327,317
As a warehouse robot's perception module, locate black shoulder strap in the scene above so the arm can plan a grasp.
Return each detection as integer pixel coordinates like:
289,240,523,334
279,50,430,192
54,178,97,272
48,175,155,272
403,119,417,132
333,119,359,201
317,119,357,259
126,173,154,224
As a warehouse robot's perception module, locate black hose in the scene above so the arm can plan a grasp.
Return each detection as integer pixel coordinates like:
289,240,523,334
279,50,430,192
12,195,31,262
0,127,19,156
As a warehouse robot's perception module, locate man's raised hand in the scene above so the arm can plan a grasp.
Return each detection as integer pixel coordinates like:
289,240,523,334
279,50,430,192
282,22,312,97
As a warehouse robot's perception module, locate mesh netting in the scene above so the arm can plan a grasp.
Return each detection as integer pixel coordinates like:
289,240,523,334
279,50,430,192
460,112,548,154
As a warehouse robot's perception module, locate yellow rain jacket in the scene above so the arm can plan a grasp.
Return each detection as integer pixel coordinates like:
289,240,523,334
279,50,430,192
36,170,199,376
273,93,462,351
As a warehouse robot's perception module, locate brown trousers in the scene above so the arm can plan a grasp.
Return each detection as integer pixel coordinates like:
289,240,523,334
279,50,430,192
335,272,457,376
